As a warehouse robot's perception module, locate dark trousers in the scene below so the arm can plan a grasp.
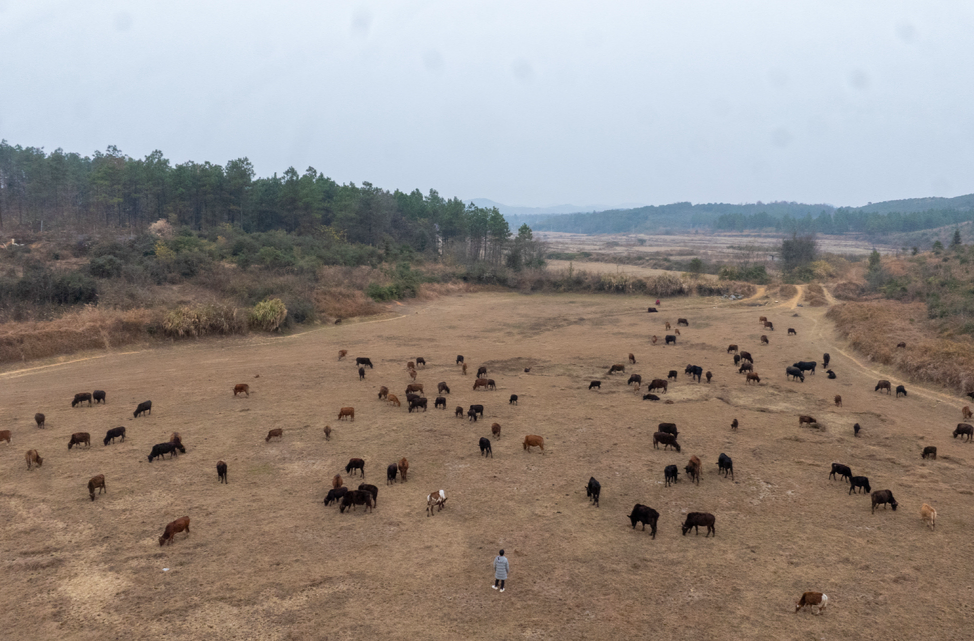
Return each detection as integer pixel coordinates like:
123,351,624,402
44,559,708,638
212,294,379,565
494,579,505,588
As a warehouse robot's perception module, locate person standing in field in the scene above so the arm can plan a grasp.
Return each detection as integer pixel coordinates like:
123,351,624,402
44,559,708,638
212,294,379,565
492,550,509,592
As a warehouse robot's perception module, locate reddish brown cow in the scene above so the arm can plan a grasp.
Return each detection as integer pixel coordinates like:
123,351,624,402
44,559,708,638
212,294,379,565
338,407,355,421
338,350,348,360
746,372,761,384
492,422,501,439
964,406,973,419
234,384,250,397
387,394,400,407
333,474,343,489
473,378,490,390
798,415,816,427
648,379,668,393
88,474,106,501
628,353,636,364
25,449,43,470
398,458,409,482
378,386,389,400
523,435,545,453
0,430,10,444
68,432,91,450
324,425,332,440
266,428,283,442
760,335,769,344
406,383,424,396
834,395,842,407
159,516,191,546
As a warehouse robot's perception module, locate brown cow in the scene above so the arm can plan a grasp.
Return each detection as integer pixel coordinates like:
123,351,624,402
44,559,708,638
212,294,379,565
407,361,415,370
34,413,45,428
378,386,389,400
406,383,424,396
68,432,91,450
648,379,668,393
677,318,689,327
462,363,468,375
523,435,545,453
387,394,400,407
727,344,738,353
338,407,355,421
795,592,828,615
705,371,713,383
731,419,738,430
234,384,250,397
455,405,464,418
473,378,490,390
834,395,842,407
798,415,816,427
338,349,348,360
685,455,701,485
759,316,767,323
159,516,190,546
88,474,106,501
492,422,501,439
333,474,343,489
25,449,43,470
408,369,417,381
607,364,626,374
628,353,636,364
651,335,658,344
760,335,769,344
764,320,774,330
665,322,671,330
875,380,892,394
964,406,973,419
746,372,761,384
398,458,409,482
674,328,681,336
897,342,906,349
324,425,332,440
266,428,283,442
0,430,10,444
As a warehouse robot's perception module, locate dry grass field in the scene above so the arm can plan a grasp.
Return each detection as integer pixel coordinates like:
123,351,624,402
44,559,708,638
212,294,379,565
2,290,973,640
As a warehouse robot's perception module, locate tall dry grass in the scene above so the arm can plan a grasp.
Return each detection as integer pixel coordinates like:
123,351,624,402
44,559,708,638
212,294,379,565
804,283,828,307
827,301,974,392
0,306,155,364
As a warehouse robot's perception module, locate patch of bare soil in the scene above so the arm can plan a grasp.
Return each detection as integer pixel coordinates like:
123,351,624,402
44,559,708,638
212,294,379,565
1,293,971,639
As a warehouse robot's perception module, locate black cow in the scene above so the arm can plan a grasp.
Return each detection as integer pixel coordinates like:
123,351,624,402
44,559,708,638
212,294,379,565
658,422,678,436
823,353,830,368
345,458,366,477
147,442,178,462
103,426,126,446
93,390,106,404
685,365,703,382
589,380,601,390
356,357,373,369
717,453,734,480
434,397,447,409
786,367,804,382
642,393,660,401
629,504,659,538
827,369,836,379
829,463,852,482
922,446,937,459
324,487,348,506
871,490,898,513
509,394,518,405
339,490,373,513
681,512,716,537
358,483,379,507
652,432,681,452
954,423,974,441
72,393,92,407
734,354,742,365
134,400,152,418
896,385,907,397
387,463,399,484
467,409,478,422
456,355,464,364
665,335,676,345
469,404,484,417
854,423,861,437
479,437,493,458
647,307,657,313
664,464,679,487
668,370,678,381
627,374,642,386
358,367,366,380
586,477,600,507
438,382,451,394
849,476,871,494
793,361,816,375
738,362,753,374
217,461,228,483
408,398,428,412
740,351,753,363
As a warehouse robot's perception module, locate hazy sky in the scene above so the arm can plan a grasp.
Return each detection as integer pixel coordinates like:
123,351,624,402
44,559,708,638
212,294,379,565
2,1,972,208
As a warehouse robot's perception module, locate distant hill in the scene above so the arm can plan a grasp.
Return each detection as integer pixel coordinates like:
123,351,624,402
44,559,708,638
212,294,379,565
469,198,645,219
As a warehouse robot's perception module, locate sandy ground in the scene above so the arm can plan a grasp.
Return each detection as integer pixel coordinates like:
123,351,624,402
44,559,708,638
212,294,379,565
2,291,973,640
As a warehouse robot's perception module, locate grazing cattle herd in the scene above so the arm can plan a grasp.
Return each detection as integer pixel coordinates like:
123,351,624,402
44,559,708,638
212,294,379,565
7,304,966,620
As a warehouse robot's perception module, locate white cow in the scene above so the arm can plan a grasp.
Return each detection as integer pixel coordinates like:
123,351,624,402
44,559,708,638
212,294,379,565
795,592,828,615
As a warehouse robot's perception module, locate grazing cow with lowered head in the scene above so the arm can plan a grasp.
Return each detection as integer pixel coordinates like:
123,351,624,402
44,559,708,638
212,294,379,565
88,474,106,500
434,396,446,409
875,380,892,394
685,455,701,484
479,437,493,458
25,449,43,470
829,463,852,482
159,516,190,546
761,335,769,344
922,446,937,459
438,382,451,394
398,458,408,482
338,350,347,360
793,361,816,375
727,344,738,353
356,357,373,369
921,503,937,529
492,423,501,439
509,394,518,405
217,461,227,483
607,364,626,375
148,442,178,462
629,353,636,364
685,365,703,382
93,390,106,404
738,362,753,374
798,415,816,427
324,487,348,506
648,379,668,393
358,483,379,506
795,592,828,615
629,504,659,538
653,432,681,452
764,321,774,331
734,354,742,366
647,307,657,313
359,367,366,380
628,374,642,386
333,475,343,489
134,400,152,418
72,392,92,407
523,435,545,453
854,423,861,437
407,398,425,414
746,372,761,384
0,430,10,444
68,432,90,450
677,318,688,326
426,489,447,516
234,384,250,396
788,328,797,335
338,407,355,421
456,355,464,365
467,408,478,422
589,380,601,390
786,367,804,382
896,385,907,397
473,378,490,390
346,458,366,477
897,342,906,349
963,406,973,419
416,357,426,367
740,351,753,363
665,335,676,345
266,428,283,442
469,404,484,418
717,453,734,480
849,476,871,494
681,512,716,536
340,490,374,513
35,413,45,428
387,394,400,408
378,386,389,400
455,406,464,418
953,423,973,441
586,477,600,506
871,489,898,513
664,465,679,486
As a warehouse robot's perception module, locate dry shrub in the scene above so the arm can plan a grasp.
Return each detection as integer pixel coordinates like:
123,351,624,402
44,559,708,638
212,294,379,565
0,305,154,364
827,301,974,392
317,266,383,290
775,284,798,299
696,281,756,297
418,281,478,299
313,288,382,321
249,298,288,332
164,304,244,338
832,281,865,300
804,283,827,307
